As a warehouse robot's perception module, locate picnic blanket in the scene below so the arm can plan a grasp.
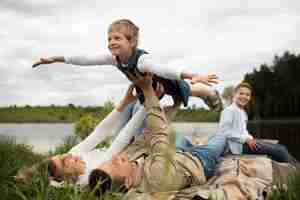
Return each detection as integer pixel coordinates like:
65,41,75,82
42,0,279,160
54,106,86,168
124,155,296,200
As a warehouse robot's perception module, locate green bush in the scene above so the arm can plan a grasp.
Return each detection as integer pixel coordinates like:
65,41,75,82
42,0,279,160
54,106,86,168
74,114,101,140
49,135,79,155
74,101,114,140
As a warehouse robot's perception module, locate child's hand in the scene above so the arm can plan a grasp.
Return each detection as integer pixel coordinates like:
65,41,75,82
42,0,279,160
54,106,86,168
246,138,257,151
32,57,58,68
116,85,137,112
191,74,218,86
123,84,137,105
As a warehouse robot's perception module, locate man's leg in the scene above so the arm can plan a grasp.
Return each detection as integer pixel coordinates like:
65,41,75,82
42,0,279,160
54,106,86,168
242,141,292,163
189,134,227,178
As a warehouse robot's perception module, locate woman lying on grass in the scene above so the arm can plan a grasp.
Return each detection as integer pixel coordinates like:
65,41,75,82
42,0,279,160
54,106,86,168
16,82,190,186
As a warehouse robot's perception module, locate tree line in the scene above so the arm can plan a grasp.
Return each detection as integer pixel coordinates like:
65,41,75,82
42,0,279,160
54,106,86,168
244,51,300,119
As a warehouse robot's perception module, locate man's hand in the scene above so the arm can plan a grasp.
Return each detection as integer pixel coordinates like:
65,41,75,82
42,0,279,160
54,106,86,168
127,71,153,91
32,56,65,68
246,138,257,151
191,73,219,86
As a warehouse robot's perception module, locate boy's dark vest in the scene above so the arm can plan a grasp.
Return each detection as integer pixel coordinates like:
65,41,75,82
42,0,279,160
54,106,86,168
116,48,190,106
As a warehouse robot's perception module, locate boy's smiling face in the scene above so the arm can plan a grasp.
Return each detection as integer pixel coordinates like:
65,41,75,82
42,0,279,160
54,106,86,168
108,31,132,62
233,86,252,108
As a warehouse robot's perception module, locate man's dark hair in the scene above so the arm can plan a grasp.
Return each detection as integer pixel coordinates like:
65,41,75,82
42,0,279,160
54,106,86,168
89,169,112,197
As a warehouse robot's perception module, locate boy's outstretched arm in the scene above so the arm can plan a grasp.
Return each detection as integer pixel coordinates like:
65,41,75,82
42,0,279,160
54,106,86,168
137,55,219,86
32,56,65,68
181,71,219,86
33,54,115,68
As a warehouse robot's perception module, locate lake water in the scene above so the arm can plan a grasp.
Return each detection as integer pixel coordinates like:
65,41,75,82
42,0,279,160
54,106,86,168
0,122,218,153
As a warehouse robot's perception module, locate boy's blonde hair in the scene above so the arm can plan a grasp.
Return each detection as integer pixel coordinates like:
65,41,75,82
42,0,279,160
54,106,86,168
108,19,139,49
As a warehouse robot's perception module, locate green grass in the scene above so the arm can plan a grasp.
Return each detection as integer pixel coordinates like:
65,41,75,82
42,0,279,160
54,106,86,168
2,134,300,200
266,170,300,200
173,108,220,122
0,136,122,200
0,135,44,200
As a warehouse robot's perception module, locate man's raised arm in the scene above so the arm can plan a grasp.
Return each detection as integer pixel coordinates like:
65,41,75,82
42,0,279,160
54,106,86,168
127,72,170,154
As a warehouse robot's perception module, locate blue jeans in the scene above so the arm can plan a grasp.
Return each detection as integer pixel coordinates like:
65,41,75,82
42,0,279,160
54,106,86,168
187,134,227,179
242,141,291,162
174,132,194,150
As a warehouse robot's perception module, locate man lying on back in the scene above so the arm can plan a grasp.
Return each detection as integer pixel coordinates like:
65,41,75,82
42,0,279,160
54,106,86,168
89,71,227,197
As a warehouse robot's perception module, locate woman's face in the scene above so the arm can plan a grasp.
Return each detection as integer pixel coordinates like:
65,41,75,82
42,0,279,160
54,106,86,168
50,154,85,181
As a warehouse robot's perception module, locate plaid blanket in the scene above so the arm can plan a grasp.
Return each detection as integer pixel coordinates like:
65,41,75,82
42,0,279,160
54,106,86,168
124,155,297,200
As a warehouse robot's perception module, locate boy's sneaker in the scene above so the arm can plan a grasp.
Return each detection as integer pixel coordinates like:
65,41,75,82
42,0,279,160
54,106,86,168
203,90,223,112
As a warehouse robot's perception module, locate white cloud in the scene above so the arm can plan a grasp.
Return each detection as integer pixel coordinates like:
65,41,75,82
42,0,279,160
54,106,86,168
1,0,300,107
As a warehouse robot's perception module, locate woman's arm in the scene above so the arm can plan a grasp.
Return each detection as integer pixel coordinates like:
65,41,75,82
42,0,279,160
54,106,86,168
69,105,133,154
69,86,138,154
104,106,146,161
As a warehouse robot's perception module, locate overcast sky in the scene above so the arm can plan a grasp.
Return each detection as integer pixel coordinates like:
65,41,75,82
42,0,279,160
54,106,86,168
1,0,300,107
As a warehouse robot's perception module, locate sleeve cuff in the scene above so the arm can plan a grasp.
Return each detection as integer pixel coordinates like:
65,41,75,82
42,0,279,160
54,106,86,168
64,56,71,64
241,134,253,143
176,67,184,80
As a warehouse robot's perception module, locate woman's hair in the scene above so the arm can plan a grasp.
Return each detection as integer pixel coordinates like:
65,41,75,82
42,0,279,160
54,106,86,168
108,19,139,49
47,159,64,182
234,82,253,94
15,159,50,183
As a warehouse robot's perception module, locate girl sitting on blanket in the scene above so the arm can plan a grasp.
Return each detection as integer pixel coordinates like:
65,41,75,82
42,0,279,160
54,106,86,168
219,82,298,164
16,83,190,186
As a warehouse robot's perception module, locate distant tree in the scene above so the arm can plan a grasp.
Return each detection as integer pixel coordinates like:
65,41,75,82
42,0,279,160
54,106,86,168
25,105,31,109
244,51,300,119
68,103,76,109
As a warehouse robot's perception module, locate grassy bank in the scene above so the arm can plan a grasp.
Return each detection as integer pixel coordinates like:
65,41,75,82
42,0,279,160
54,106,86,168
0,105,103,123
173,108,220,122
0,105,220,123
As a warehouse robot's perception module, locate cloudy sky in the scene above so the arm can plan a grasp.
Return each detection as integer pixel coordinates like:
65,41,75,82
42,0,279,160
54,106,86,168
1,0,300,107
